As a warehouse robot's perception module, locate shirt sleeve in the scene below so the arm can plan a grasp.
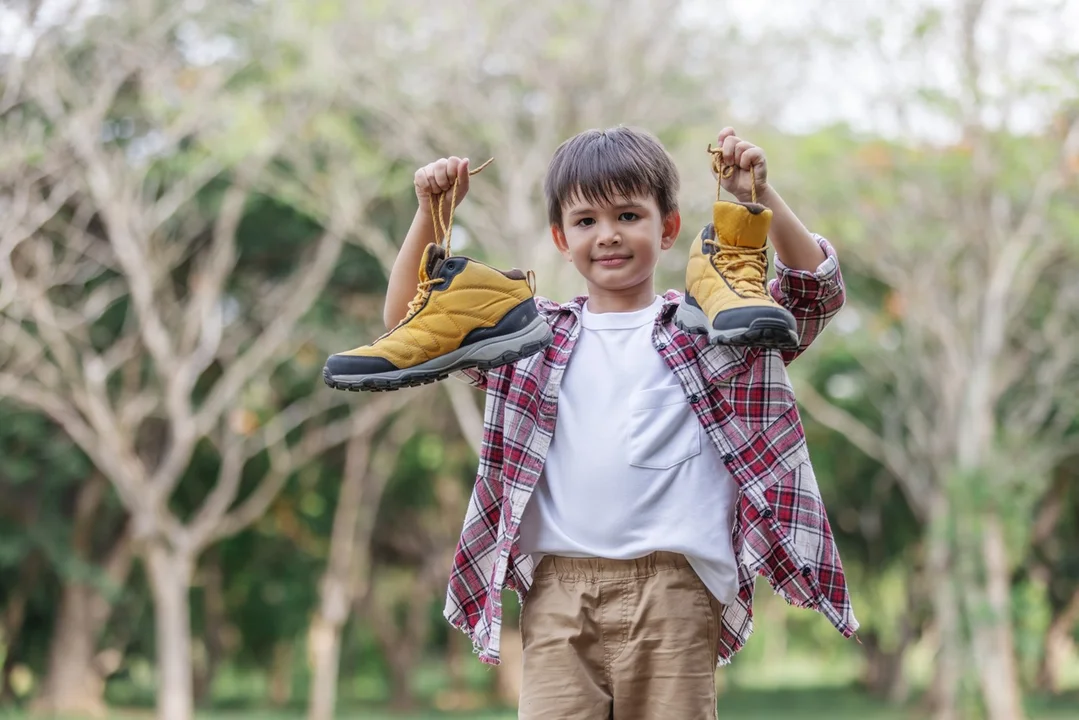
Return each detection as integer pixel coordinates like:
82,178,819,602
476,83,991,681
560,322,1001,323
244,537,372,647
769,235,845,363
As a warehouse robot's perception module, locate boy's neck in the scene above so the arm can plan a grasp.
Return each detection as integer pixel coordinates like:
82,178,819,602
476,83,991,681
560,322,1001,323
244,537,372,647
583,278,658,314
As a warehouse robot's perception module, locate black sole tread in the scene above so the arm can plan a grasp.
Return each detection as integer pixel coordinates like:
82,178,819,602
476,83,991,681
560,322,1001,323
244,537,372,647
323,335,552,393
674,316,799,351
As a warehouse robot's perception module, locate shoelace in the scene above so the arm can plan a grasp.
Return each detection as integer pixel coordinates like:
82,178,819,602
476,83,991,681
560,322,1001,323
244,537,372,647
429,157,494,256
404,278,445,319
703,240,770,299
707,143,757,203
705,144,767,297
424,156,536,294
385,156,498,335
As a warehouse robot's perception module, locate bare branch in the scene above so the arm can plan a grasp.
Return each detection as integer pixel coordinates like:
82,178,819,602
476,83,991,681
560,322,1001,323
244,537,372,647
177,180,246,357
244,392,348,462
795,379,931,519
195,223,350,434
186,435,246,550
210,393,409,543
0,371,144,509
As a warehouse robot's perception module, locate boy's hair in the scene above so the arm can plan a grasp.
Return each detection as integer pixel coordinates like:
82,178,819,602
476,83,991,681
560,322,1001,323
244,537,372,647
544,126,680,228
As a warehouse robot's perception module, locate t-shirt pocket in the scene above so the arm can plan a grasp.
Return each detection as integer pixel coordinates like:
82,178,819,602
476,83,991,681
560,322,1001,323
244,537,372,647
626,385,702,470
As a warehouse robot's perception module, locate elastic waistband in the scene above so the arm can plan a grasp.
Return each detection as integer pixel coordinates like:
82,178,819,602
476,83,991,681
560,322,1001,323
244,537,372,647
534,551,690,581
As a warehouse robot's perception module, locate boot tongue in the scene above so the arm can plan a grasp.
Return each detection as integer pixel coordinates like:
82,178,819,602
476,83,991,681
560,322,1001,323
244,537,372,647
712,201,773,249
419,243,447,282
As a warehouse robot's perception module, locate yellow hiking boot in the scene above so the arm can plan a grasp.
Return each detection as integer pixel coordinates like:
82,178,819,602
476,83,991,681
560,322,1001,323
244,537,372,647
324,157,551,391
675,199,798,349
323,245,551,392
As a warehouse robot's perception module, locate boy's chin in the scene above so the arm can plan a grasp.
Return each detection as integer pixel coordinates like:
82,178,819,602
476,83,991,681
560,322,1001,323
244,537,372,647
584,267,653,292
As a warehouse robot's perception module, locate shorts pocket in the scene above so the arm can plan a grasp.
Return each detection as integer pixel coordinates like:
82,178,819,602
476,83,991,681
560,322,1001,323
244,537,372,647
626,385,702,470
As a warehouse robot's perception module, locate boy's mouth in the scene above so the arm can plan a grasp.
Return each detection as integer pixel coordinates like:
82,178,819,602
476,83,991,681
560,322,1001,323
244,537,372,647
593,255,631,267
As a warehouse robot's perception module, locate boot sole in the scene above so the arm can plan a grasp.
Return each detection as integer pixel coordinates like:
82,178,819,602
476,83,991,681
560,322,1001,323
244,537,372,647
323,316,553,392
675,301,799,351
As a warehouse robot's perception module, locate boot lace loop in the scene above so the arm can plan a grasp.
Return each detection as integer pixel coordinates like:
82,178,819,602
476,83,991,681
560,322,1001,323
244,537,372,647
703,238,769,299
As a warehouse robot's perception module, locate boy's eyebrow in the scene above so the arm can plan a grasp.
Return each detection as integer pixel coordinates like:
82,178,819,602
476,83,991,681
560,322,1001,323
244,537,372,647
565,205,593,219
565,201,646,218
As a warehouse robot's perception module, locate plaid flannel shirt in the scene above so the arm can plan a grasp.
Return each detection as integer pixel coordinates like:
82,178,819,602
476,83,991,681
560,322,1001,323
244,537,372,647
444,235,858,666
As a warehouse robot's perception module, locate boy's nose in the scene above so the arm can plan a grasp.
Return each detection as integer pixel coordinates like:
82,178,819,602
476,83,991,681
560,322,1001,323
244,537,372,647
596,224,622,246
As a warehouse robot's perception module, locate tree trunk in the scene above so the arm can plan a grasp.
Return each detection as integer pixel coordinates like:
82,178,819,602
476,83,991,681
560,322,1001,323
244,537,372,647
34,475,133,716
370,575,429,713
269,641,294,707
145,542,195,720
927,497,961,720
862,630,912,704
307,609,346,720
971,514,1026,720
307,432,373,720
863,572,917,704
193,550,226,706
307,424,403,720
385,642,419,712
1038,588,1079,694
32,585,110,717
1,552,40,702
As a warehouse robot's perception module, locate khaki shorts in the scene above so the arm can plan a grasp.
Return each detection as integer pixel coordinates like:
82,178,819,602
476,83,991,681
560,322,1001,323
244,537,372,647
518,551,723,720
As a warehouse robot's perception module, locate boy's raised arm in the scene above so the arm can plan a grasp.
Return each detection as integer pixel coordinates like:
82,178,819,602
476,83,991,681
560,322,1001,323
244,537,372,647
383,156,472,329
713,127,824,272
755,187,825,272
713,128,844,362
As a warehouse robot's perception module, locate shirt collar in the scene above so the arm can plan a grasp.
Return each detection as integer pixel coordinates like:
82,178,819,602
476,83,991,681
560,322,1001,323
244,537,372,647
558,290,683,322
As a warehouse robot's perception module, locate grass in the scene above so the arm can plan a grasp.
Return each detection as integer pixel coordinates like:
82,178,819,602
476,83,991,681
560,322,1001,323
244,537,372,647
3,689,1079,720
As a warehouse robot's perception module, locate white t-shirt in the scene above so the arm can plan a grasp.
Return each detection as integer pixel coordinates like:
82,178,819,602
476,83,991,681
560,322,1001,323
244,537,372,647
518,296,740,604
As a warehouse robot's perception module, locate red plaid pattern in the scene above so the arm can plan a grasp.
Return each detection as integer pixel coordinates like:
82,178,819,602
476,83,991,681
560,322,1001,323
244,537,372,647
444,236,858,666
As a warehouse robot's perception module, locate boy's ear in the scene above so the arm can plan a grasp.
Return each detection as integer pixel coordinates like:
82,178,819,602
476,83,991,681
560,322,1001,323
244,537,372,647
660,211,682,250
550,224,572,260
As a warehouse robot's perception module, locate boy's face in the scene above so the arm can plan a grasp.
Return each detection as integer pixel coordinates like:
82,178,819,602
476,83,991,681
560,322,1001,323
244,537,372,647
551,190,681,302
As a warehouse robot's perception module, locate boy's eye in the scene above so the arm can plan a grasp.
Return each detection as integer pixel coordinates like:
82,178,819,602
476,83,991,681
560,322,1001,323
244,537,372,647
619,212,639,222
576,217,595,227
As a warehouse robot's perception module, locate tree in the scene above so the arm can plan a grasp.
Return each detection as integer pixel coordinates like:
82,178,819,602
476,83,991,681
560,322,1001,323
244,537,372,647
1022,462,1079,694
789,2,1079,717
306,403,414,720
325,0,747,298
0,2,404,717
0,400,135,716
32,473,134,717
363,426,475,711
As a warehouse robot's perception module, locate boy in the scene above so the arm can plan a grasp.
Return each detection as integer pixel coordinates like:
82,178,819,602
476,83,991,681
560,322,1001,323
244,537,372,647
383,127,857,718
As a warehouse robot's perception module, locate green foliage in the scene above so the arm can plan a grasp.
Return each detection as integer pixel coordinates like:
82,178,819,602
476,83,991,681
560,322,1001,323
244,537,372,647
3,2,1079,717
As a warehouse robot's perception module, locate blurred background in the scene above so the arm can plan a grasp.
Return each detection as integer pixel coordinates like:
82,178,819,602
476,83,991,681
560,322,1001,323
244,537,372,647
1,0,1078,718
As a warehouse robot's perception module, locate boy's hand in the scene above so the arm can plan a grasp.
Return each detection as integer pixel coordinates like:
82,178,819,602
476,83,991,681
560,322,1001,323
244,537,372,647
415,156,471,218
713,128,769,204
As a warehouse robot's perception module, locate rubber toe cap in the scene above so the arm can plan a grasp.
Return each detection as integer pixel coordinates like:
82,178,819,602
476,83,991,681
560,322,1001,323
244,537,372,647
323,353,400,378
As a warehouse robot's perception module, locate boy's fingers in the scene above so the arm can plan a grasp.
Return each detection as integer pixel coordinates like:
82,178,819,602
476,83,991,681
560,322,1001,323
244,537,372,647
432,160,451,190
446,156,461,183
737,144,762,170
717,127,736,146
733,144,759,171
416,156,472,200
722,134,739,163
414,167,430,192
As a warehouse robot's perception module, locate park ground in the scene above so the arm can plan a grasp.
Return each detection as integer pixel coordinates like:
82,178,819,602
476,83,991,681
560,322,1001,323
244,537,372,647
4,688,1079,719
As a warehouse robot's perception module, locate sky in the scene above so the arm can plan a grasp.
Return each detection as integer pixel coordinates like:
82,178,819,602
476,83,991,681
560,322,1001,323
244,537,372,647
2,0,1076,143
690,0,1079,142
